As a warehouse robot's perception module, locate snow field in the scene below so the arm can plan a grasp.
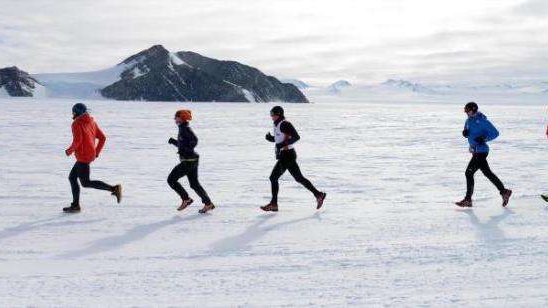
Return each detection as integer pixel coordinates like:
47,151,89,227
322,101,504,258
0,99,547,306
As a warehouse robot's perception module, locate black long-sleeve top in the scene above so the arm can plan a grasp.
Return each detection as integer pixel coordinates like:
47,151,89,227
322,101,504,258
171,122,199,159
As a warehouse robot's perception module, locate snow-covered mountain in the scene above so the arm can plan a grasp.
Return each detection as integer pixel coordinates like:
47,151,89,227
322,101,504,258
100,45,254,102
377,79,548,96
380,79,436,94
327,80,351,94
300,78,548,104
0,66,46,98
463,82,548,94
19,45,308,103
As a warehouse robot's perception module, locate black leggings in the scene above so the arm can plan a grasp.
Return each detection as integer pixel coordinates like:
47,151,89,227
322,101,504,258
167,160,211,204
465,152,505,199
69,162,114,205
270,149,320,203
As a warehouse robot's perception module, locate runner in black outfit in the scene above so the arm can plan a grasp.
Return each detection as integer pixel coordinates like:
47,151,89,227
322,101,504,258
167,109,215,214
261,106,326,212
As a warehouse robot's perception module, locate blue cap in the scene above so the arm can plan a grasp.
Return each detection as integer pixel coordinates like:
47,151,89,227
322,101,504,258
72,103,87,116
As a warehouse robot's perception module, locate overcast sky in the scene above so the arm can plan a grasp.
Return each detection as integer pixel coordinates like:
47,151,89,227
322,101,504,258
1,0,547,85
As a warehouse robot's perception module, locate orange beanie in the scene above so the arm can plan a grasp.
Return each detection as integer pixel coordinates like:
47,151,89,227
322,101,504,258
175,109,192,122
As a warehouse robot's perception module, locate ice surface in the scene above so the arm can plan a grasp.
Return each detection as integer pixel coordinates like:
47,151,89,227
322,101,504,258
130,65,149,79
221,80,256,102
0,86,8,98
241,88,256,102
34,65,129,87
32,53,190,99
30,82,46,98
32,66,129,99
0,98,547,306
169,52,191,68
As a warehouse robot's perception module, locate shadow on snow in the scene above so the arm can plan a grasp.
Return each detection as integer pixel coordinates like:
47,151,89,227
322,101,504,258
460,208,514,242
0,214,104,242
57,214,201,259
210,211,322,255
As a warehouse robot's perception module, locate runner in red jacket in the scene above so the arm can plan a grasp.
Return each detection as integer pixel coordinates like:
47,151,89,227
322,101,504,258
63,103,122,213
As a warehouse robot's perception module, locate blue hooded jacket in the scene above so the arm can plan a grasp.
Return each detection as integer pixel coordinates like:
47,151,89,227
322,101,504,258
464,112,499,153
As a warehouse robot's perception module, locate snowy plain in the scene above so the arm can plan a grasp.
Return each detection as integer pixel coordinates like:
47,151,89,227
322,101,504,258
1,98,548,307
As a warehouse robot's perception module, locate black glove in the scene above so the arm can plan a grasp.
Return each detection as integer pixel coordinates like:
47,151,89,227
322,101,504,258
474,136,485,144
168,137,177,145
462,129,469,138
265,132,274,142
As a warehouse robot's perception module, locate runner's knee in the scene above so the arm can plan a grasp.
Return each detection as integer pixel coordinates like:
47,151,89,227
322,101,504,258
167,174,177,186
465,168,475,178
68,173,77,182
293,174,306,183
80,178,91,187
270,174,279,183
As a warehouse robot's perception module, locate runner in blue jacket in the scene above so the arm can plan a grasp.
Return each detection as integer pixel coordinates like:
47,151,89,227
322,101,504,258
456,102,512,207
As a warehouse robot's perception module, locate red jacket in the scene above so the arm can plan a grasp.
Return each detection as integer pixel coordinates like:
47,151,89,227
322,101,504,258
66,113,106,163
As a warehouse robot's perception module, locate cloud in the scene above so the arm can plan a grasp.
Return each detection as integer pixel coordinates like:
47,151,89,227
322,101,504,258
513,0,548,17
263,35,339,46
0,0,547,84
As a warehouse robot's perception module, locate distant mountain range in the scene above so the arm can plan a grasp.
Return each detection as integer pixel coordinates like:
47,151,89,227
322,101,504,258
379,79,435,94
281,78,548,102
0,45,308,103
4,53,548,103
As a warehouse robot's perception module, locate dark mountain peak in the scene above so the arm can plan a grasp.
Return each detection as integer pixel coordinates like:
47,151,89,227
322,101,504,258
176,50,200,58
149,44,167,51
0,66,29,77
174,51,308,103
0,66,44,97
101,46,308,103
0,66,39,82
176,51,261,74
1,66,19,72
121,44,170,65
